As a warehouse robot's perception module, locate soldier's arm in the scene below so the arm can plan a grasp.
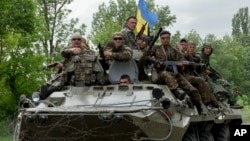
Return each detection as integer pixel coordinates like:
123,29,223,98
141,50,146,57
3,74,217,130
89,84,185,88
112,47,133,61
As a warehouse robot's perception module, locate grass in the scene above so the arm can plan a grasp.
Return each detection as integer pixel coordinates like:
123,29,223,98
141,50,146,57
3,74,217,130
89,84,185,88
242,105,250,123
0,120,14,141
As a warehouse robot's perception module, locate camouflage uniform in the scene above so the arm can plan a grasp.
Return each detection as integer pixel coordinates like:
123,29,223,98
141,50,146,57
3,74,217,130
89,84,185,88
111,44,133,61
149,45,202,105
121,27,144,62
200,44,242,108
185,53,218,106
62,47,104,86
121,27,139,50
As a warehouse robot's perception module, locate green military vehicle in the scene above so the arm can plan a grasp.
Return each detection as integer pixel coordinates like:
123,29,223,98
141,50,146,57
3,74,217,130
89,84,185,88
14,59,242,141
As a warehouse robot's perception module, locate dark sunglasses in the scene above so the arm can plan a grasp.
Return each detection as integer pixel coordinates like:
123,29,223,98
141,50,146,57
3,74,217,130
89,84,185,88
113,37,123,40
72,38,82,41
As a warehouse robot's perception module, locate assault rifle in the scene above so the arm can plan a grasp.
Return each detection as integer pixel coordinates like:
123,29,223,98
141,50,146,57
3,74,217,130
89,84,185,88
136,22,147,40
43,62,59,70
156,60,205,75
148,27,163,51
137,27,163,80
207,68,221,80
97,43,109,73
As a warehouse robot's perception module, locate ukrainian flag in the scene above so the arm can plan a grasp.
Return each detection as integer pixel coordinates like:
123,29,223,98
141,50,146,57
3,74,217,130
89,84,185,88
136,0,158,35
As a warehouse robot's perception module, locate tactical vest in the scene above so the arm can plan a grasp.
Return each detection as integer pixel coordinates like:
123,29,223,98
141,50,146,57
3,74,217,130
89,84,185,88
73,50,97,86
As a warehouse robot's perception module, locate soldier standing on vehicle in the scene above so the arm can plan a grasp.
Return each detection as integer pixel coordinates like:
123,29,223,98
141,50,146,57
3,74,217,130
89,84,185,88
121,16,146,62
200,43,243,109
148,30,206,115
121,16,139,49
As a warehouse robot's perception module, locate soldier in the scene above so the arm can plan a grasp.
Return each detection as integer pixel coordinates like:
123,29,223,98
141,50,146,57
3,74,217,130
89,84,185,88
121,16,139,49
104,32,133,62
136,34,149,81
148,30,206,115
185,42,219,109
200,43,243,109
39,32,104,99
179,38,189,54
121,16,145,62
119,74,132,85
136,34,148,53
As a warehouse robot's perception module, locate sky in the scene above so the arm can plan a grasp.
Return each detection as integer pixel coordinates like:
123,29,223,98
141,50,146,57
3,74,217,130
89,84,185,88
67,0,250,39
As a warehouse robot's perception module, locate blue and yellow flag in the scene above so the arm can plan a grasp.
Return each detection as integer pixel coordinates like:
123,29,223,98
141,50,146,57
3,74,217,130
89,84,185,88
136,0,158,35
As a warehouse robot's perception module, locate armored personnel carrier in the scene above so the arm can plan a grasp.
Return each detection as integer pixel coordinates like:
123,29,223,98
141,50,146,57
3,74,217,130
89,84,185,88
14,59,242,141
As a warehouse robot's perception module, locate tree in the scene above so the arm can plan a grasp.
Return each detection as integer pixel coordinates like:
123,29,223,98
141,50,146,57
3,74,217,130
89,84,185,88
0,0,41,119
232,7,250,46
36,0,87,59
231,7,250,103
89,0,176,46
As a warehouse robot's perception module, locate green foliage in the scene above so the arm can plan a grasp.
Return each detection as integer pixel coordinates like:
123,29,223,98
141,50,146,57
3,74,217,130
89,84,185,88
0,121,10,140
36,0,87,57
185,30,203,47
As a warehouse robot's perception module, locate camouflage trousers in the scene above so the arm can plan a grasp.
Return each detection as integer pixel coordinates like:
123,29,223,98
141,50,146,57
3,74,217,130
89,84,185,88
208,78,237,103
159,71,201,105
185,75,218,106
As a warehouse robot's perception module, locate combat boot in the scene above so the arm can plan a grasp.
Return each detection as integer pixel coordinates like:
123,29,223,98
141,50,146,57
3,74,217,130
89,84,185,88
40,84,60,100
184,95,194,108
172,88,186,100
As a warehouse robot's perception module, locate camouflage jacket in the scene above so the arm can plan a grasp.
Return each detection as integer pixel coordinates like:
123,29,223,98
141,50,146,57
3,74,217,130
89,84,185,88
200,53,210,68
150,45,185,61
61,47,104,85
185,53,203,75
149,45,186,72
121,27,139,49
112,45,133,62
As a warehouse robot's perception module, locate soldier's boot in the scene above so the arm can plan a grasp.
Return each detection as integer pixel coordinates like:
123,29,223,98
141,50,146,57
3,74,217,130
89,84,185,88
184,95,194,108
40,84,59,100
172,88,186,101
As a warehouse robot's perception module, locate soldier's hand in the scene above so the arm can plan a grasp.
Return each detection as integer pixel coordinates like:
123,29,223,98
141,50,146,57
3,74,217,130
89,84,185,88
150,56,156,61
68,47,81,54
104,50,112,57
177,61,189,66
55,63,63,69
206,69,211,74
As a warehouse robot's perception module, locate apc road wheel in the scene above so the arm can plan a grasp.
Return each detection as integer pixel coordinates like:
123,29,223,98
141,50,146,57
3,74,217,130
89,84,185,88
212,124,230,141
200,131,214,141
182,132,198,141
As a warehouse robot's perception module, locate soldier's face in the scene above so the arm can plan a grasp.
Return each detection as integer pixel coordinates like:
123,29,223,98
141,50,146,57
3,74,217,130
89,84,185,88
204,47,212,55
160,34,171,46
188,45,196,54
126,18,137,31
136,39,147,49
113,36,123,48
180,42,188,51
120,78,130,85
71,38,82,48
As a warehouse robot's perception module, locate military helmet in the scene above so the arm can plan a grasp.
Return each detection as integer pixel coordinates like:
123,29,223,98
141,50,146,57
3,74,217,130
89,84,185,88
201,43,213,55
